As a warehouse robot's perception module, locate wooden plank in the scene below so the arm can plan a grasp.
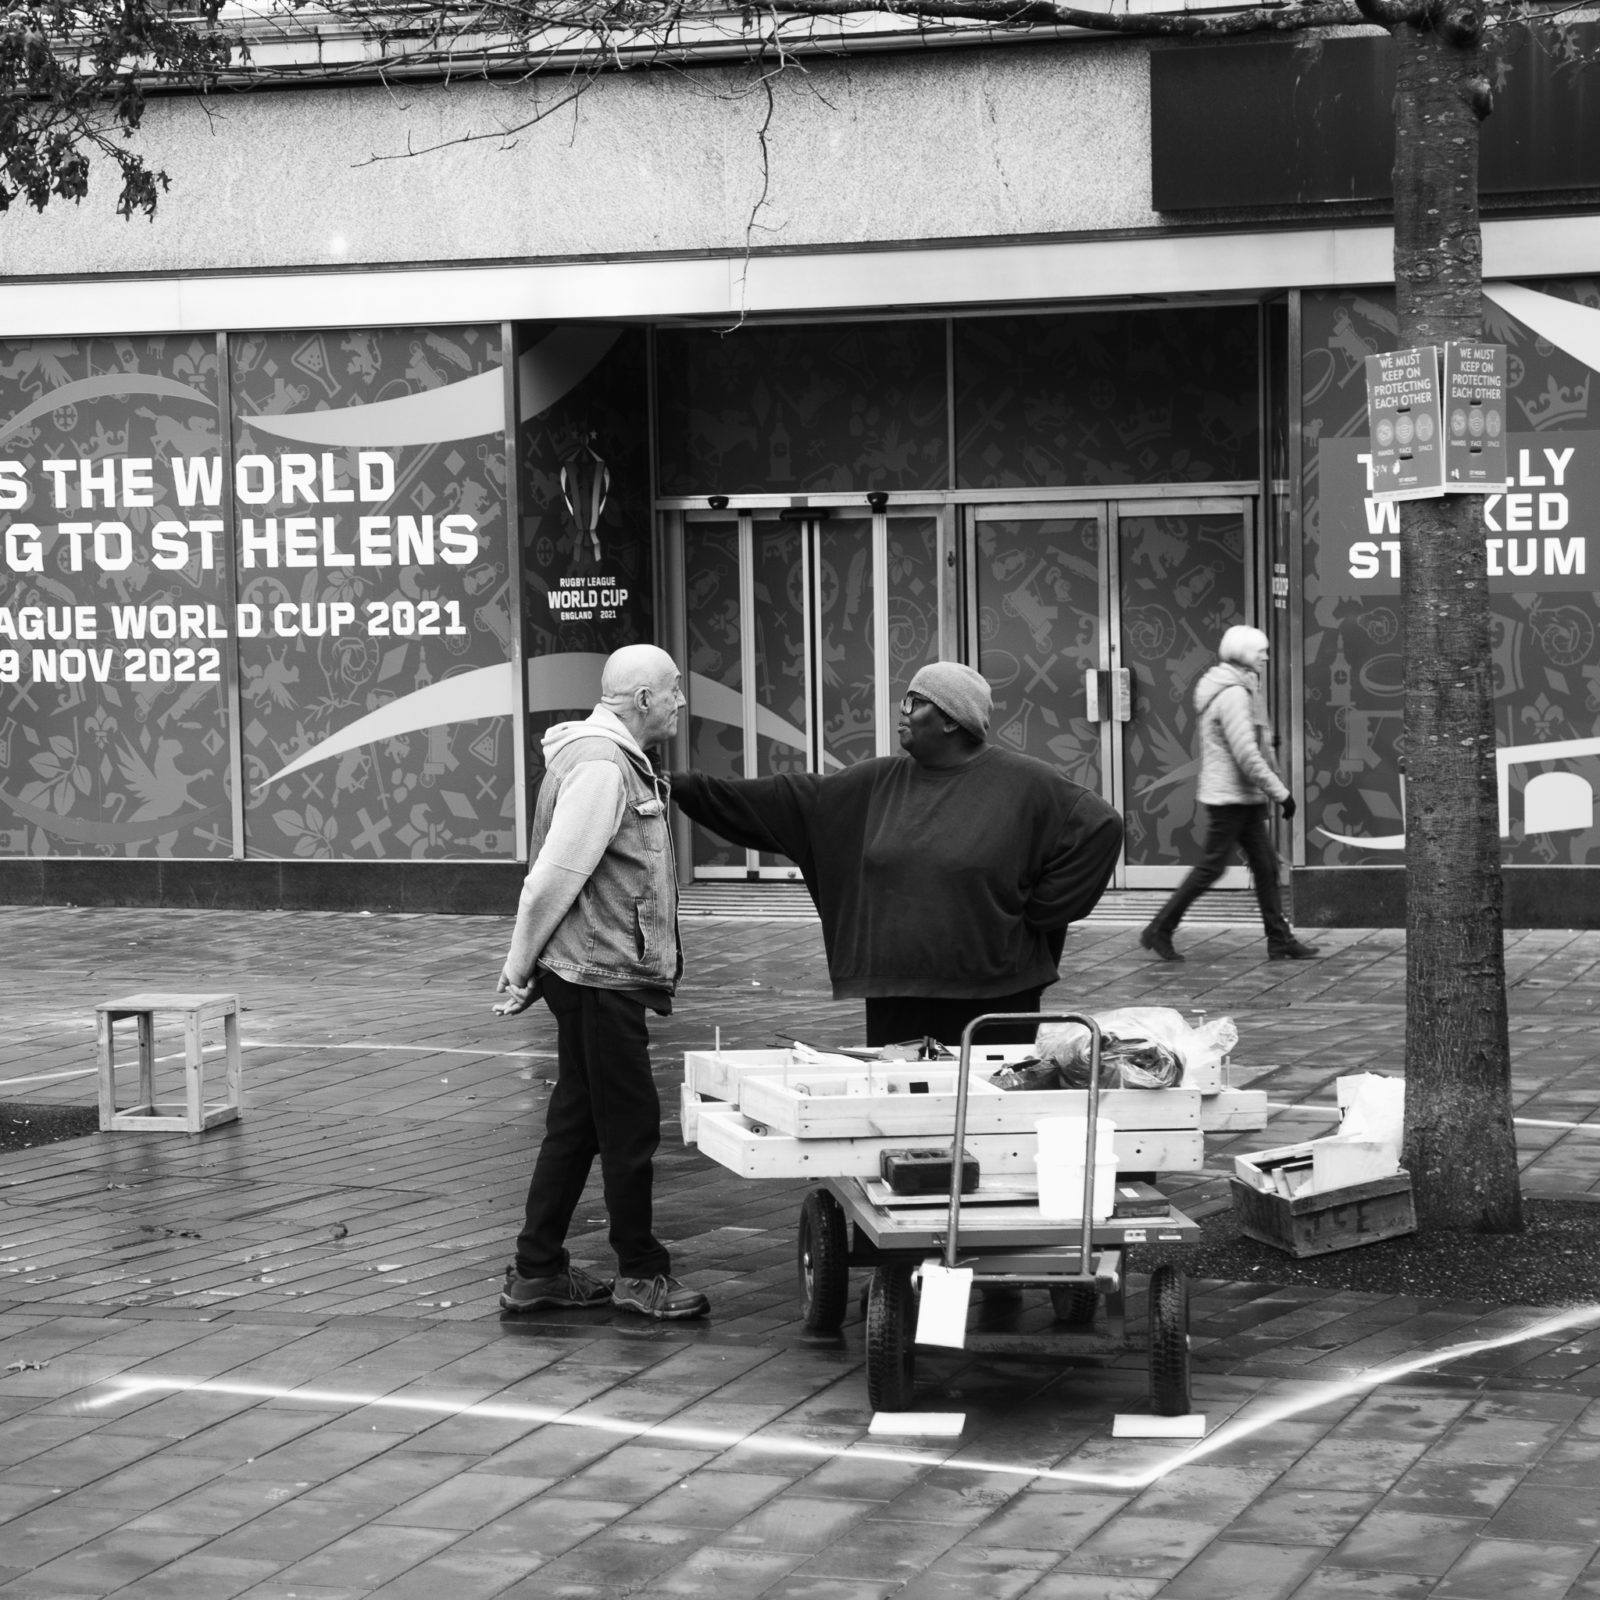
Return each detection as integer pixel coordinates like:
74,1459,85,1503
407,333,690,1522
689,1049,1263,1117
96,992,239,1018
695,1105,1203,1181
739,1078,1204,1139
1196,1089,1269,1132
684,1049,789,1101
831,1189,1199,1254
679,1081,704,1145
858,1177,1036,1208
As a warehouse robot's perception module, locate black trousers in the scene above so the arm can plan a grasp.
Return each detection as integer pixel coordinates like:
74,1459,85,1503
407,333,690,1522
1150,802,1293,946
515,969,671,1282
864,987,1045,1050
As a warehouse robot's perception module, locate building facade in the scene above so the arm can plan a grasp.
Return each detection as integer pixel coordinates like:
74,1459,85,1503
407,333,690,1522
0,21,1597,921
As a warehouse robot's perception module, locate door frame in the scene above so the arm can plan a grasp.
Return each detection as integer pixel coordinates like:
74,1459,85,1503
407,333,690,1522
964,497,1115,814
1113,496,1256,889
964,495,1261,890
674,502,956,879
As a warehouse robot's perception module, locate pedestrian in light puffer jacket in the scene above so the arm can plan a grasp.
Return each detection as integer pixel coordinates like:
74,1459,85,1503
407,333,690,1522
1139,625,1320,963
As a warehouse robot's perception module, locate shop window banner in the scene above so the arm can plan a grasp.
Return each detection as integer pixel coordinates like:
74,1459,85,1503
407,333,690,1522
1301,281,1600,867
0,336,235,857
0,326,517,861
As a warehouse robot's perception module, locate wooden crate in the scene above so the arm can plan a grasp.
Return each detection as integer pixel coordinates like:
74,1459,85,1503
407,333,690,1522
696,1103,1202,1181
680,1048,1271,1185
738,1076,1196,1141
96,991,242,1134
1228,1170,1416,1258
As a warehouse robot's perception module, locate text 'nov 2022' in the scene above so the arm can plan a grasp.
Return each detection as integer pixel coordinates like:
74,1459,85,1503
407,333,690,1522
0,597,469,685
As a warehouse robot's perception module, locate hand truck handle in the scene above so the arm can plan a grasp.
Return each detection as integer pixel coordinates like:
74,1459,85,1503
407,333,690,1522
947,1012,1104,1270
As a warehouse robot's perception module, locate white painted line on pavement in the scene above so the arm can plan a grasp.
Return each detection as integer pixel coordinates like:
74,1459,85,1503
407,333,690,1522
0,1044,558,1089
1164,1302,1600,1485
2,1049,237,1086
83,1301,1600,1492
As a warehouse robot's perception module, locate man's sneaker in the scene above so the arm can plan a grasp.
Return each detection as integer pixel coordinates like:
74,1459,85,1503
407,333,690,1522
1268,938,1321,961
500,1263,613,1312
1139,925,1184,962
612,1274,710,1320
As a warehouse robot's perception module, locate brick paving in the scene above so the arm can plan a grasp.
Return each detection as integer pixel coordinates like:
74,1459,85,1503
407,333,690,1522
0,902,1597,1597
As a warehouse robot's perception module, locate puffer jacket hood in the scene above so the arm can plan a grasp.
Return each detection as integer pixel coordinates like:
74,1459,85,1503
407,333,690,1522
1194,662,1263,723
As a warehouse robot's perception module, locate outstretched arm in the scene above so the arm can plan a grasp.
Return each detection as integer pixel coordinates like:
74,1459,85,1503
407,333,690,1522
668,770,820,874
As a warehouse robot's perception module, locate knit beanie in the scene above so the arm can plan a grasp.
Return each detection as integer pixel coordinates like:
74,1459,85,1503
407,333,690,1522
1218,625,1270,667
907,661,992,742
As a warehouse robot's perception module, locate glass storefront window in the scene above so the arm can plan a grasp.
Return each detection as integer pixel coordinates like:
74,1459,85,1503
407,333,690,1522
655,322,948,496
954,308,1260,489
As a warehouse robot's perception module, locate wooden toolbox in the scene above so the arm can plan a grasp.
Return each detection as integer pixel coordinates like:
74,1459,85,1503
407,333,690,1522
1229,1170,1417,1258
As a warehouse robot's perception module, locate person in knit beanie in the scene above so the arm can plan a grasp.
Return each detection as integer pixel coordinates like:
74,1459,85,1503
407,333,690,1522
670,659,1123,1047
903,661,992,744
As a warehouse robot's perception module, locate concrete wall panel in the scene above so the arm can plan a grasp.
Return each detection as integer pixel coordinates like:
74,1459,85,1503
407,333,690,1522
0,41,1152,280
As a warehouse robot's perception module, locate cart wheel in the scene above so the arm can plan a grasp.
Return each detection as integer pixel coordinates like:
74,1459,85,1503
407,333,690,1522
797,1188,850,1334
1049,1283,1098,1326
865,1263,918,1412
1147,1263,1192,1417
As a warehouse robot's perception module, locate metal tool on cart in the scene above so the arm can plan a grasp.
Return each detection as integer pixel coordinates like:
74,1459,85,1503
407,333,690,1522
795,1012,1197,1414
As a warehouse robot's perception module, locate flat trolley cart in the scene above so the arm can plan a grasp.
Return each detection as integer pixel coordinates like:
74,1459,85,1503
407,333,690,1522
794,1012,1200,1414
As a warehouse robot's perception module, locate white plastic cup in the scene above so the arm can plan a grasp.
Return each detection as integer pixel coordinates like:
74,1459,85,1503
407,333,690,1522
1034,1116,1118,1219
1035,1115,1115,1158
1035,1153,1118,1219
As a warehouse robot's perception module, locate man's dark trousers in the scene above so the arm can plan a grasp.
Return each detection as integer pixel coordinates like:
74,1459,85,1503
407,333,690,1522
1150,802,1294,947
515,968,672,1281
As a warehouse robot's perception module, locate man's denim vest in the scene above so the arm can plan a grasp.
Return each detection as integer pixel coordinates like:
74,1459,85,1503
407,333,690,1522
532,734,680,993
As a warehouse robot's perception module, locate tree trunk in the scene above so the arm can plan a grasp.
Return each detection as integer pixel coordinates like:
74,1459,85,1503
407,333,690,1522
1393,8,1522,1232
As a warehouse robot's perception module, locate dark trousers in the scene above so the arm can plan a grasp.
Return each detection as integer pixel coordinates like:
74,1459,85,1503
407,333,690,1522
515,969,671,1282
864,987,1045,1050
1150,802,1294,946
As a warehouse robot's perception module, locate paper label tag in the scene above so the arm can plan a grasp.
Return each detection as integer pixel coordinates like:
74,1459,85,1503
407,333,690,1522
914,1262,973,1349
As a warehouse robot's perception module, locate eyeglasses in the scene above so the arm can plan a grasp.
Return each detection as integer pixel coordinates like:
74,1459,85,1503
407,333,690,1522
899,693,933,716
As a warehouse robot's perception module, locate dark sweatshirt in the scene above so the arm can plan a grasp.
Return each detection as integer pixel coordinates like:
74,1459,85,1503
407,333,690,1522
670,748,1124,1000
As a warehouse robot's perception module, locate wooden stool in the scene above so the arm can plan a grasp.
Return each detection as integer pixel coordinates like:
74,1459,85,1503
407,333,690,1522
95,992,243,1134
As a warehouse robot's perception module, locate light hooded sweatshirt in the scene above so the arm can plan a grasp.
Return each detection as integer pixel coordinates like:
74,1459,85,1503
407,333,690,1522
1193,662,1289,806
504,705,679,1007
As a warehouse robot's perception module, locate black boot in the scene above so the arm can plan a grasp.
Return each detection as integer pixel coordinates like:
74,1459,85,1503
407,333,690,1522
1268,937,1320,961
1139,925,1184,963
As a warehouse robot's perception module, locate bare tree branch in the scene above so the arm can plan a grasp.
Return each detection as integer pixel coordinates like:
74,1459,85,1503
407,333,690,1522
760,0,1368,37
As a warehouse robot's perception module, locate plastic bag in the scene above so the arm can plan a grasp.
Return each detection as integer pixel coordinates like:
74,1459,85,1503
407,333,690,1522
1033,1007,1237,1091
1059,1034,1181,1090
1335,1072,1405,1169
1189,1013,1240,1081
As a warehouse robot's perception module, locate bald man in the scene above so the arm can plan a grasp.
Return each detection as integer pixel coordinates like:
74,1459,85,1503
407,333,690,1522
494,644,708,1321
